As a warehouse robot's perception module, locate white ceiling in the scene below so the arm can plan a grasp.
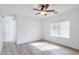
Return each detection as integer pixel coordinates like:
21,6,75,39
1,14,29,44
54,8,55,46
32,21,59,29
0,4,79,19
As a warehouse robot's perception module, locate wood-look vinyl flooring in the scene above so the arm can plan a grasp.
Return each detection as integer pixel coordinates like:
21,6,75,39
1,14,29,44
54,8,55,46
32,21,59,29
0,40,79,55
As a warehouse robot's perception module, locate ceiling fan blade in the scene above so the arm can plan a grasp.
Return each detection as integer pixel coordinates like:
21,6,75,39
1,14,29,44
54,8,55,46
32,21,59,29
53,11,58,13
47,10,55,12
33,8,41,11
35,12,41,15
47,10,58,13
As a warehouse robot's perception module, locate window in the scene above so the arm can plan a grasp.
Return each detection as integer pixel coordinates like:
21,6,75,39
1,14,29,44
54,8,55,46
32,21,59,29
50,20,70,38
50,23,59,37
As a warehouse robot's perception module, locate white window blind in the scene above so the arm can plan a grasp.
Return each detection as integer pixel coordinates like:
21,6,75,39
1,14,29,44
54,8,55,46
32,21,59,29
50,20,70,38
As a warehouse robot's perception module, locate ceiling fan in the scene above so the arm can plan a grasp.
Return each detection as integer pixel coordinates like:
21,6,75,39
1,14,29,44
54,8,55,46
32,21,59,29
33,4,57,16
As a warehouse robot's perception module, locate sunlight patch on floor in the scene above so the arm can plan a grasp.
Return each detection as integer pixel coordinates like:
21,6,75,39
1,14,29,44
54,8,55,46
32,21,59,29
30,42,60,51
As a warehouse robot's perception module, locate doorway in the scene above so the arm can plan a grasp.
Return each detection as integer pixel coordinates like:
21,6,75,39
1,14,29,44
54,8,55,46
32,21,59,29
2,15,16,43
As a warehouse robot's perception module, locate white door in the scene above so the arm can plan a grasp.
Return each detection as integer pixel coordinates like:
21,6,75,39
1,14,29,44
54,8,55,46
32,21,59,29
2,16,16,43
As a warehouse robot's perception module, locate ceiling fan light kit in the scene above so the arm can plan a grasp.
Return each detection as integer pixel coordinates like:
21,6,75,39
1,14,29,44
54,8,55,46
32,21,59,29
40,11,46,14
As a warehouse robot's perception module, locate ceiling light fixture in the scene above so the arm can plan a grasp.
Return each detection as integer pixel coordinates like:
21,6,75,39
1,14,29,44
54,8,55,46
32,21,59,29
40,11,47,15
33,4,57,16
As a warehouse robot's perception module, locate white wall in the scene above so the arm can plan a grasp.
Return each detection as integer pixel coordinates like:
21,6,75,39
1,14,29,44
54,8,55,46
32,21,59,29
16,16,42,44
42,9,79,49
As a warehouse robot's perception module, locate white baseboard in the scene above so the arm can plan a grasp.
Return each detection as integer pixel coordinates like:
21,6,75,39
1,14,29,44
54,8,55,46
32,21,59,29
17,39,42,44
